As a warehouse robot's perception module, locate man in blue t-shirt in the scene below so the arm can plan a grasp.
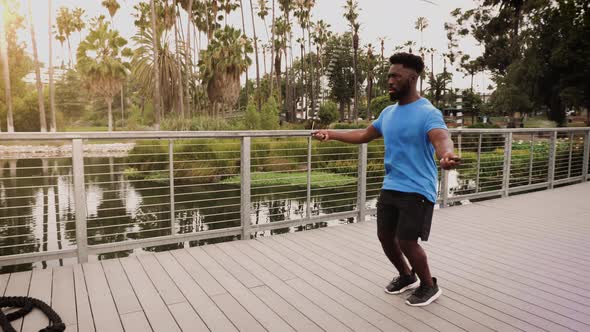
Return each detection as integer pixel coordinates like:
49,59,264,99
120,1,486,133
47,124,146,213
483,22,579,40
313,53,459,306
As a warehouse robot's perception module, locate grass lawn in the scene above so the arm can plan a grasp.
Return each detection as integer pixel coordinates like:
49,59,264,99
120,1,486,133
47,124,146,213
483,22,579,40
221,171,357,188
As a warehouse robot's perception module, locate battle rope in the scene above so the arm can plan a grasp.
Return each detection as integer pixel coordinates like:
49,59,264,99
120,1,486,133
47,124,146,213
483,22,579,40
0,296,65,332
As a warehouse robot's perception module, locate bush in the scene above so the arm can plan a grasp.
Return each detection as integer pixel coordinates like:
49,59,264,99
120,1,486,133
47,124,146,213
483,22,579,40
260,97,280,130
244,104,260,129
161,115,234,131
330,121,370,129
318,101,339,125
369,95,394,119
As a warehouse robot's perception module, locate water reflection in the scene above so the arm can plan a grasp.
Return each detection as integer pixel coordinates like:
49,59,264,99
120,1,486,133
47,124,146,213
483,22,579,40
0,157,376,273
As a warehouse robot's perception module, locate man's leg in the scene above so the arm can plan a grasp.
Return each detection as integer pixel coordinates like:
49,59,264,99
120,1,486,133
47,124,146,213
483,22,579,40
399,240,433,287
377,230,411,276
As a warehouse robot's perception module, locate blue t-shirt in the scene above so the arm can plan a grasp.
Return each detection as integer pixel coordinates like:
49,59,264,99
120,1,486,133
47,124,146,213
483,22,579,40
372,98,447,203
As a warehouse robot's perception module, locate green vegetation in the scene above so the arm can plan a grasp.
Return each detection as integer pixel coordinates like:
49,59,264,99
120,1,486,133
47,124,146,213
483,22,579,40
221,171,357,188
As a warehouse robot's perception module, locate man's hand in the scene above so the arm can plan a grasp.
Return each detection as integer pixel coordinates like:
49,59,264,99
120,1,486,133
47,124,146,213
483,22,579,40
440,151,461,170
312,130,330,142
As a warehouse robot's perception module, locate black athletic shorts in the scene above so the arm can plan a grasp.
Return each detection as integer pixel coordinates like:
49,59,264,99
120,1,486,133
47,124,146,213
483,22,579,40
376,189,435,241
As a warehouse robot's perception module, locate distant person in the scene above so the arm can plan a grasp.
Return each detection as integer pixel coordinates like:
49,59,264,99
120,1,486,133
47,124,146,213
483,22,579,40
313,53,460,306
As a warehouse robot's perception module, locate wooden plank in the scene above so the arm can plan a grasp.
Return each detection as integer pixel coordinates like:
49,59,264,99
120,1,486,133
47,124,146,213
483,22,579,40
260,235,481,332
200,245,263,288
169,249,226,297
168,302,209,332
338,222,590,328
224,237,404,332
316,227,542,332
0,273,9,295
119,256,181,332
73,264,95,332
219,242,353,332
3,271,32,331
51,266,77,327
230,241,295,281
101,259,142,315
137,254,187,305
249,285,323,332
83,262,124,332
154,251,237,332
194,245,295,332
21,269,53,332
120,311,153,332
330,223,576,332
210,293,266,332
285,277,381,332
308,226,584,330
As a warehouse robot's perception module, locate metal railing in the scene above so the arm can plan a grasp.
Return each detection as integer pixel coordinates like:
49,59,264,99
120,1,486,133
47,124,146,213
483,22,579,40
0,128,589,270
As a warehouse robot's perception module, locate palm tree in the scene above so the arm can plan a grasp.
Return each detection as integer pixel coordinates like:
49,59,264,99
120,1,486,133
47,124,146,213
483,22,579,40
415,16,428,95
198,26,252,113
238,0,249,108
132,28,185,118
278,0,294,121
72,8,85,43
56,7,74,68
150,0,162,129
249,0,262,112
344,0,360,121
173,0,185,118
102,0,120,22
28,0,47,132
48,0,56,132
77,16,131,132
102,0,124,126
0,8,13,132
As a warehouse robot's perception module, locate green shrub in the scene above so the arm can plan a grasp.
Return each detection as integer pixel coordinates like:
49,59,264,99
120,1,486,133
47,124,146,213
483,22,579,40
244,104,260,129
260,97,280,130
318,101,339,125
369,95,394,118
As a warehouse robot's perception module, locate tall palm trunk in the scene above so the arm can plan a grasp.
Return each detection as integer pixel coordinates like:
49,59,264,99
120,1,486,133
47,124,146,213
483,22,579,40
308,27,314,120
352,29,358,122
174,0,184,118
150,0,162,130
29,0,47,132
249,0,261,112
106,98,113,131
185,0,193,116
269,0,275,97
238,0,248,108
48,0,56,131
0,16,13,132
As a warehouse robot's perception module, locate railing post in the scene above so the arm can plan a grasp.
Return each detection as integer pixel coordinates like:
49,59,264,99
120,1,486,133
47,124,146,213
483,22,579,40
357,143,367,222
169,139,175,236
72,139,88,264
240,137,251,240
583,130,590,182
528,133,534,185
548,131,557,189
440,169,449,208
306,136,312,219
567,132,574,179
475,133,482,193
502,132,513,197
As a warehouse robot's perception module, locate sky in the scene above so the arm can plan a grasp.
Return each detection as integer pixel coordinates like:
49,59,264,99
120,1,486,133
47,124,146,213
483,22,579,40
18,0,491,93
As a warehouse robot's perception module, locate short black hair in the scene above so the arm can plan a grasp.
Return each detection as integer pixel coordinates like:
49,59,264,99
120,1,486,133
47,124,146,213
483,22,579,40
389,52,424,74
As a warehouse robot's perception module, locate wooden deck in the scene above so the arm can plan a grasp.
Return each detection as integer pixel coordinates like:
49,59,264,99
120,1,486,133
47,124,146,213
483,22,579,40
2,182,590,332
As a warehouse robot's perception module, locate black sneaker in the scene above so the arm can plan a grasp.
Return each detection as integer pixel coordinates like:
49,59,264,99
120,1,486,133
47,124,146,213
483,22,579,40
405,277,442,306
384,273,419,294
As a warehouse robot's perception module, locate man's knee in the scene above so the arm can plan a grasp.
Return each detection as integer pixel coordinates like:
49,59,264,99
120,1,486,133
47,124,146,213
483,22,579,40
399,239,419,254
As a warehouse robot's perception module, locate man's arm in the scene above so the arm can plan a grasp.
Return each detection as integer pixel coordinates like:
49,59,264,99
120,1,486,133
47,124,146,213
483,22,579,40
428,128,460,170
312,125,381,144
